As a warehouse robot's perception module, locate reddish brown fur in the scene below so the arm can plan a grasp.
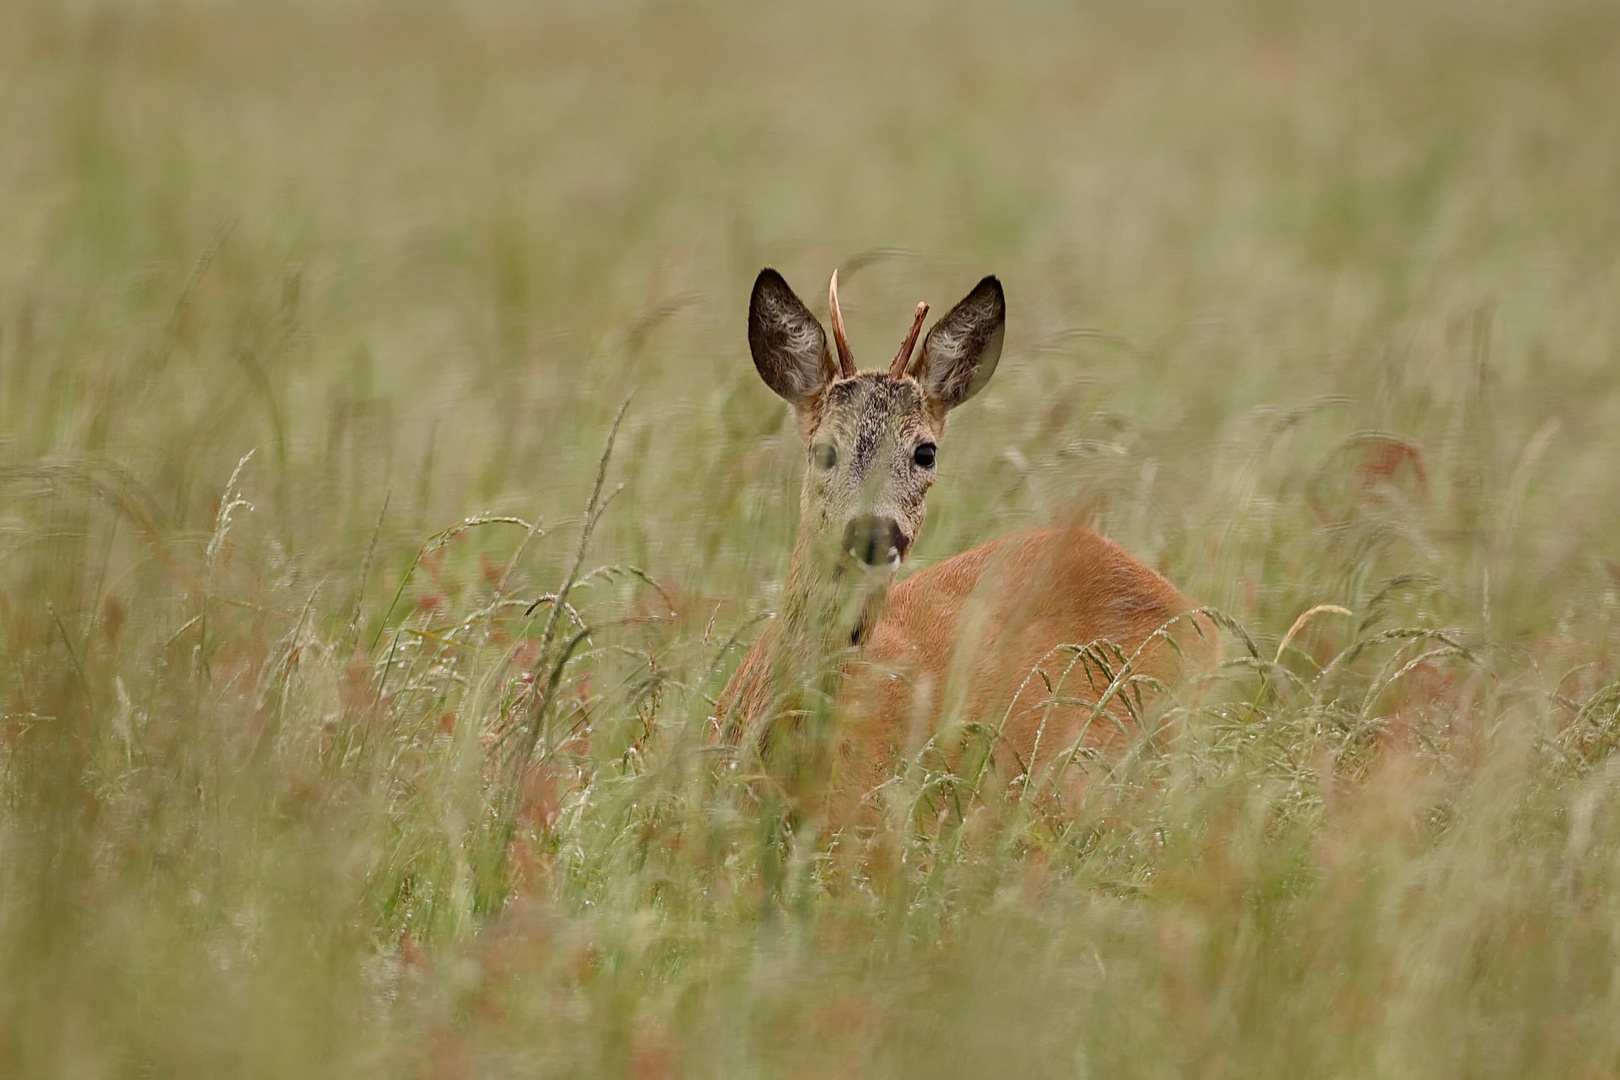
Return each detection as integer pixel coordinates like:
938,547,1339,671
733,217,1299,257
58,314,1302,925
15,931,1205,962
844,527,1210,796
719,527,1210,799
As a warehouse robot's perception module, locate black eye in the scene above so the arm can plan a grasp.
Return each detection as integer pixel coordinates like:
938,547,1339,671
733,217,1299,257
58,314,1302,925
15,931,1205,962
813,443,837,470
913,443,936,469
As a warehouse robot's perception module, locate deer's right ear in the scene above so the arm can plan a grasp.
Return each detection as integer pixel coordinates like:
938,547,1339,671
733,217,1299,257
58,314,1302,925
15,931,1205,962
748,268,838,407
912,275,1005,411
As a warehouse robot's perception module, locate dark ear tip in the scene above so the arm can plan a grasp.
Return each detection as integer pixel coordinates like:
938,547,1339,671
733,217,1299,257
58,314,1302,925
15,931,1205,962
974,275,1004,304
750,268,790,318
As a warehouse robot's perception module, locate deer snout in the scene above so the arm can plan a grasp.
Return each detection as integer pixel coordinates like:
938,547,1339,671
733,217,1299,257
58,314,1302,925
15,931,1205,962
843,515,910,570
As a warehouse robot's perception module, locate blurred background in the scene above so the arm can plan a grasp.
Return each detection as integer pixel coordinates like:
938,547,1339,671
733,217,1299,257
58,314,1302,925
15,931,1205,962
2,1,1620,1076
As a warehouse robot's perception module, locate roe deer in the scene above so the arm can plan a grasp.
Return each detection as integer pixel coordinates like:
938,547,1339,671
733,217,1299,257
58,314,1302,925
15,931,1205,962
715,268,1211,813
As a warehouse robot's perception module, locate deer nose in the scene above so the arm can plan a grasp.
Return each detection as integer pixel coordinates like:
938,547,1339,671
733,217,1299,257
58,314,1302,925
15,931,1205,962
843,515,909,569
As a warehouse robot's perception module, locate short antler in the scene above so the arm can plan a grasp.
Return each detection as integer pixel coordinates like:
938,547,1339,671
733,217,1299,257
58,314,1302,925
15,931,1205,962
889,302,930,379
828,270,856,377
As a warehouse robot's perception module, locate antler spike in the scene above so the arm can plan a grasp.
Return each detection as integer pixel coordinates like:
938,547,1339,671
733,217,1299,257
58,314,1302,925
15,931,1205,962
889,301,930,379
828,270,856,377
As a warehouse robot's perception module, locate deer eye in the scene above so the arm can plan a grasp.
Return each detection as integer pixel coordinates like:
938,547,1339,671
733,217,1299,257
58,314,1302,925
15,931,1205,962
813,443,837,470
913,442,936,469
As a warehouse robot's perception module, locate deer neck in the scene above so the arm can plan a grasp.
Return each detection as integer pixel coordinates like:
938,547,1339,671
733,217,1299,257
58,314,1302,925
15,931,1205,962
774,531,890,667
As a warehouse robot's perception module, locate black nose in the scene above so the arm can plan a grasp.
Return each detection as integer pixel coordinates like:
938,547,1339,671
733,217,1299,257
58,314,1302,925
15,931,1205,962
843,515,909,568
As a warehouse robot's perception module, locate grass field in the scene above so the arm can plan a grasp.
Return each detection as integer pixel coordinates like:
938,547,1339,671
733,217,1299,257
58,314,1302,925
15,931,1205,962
4,0,1620,1075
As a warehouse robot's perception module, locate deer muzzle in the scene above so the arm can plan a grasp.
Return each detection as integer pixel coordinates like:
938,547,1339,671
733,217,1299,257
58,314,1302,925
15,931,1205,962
843,515,909,571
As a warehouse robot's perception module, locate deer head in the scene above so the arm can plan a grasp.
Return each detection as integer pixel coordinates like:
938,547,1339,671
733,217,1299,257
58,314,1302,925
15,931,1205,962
747,267,1005,589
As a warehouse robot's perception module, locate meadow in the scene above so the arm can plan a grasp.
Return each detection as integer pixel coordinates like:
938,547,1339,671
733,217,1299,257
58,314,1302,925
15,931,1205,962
3,0,1620,1075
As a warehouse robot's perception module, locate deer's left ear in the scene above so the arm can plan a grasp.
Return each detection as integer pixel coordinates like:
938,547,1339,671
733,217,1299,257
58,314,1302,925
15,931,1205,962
909,275,1004,411
748,268,839,408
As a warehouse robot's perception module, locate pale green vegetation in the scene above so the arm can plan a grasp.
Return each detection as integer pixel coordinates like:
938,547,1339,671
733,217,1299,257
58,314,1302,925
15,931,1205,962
3,0,1620,1076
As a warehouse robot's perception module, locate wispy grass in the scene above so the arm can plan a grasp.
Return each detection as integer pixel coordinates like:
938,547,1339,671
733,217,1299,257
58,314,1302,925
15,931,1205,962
2,0,1620,1075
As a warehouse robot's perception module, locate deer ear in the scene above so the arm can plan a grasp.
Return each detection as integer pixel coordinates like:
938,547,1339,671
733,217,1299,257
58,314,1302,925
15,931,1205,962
748,268,838,407
911,275,1004,411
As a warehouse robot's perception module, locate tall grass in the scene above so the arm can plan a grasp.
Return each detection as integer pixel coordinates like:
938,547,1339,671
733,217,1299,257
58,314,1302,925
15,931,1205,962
3,0,1620,1075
